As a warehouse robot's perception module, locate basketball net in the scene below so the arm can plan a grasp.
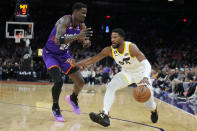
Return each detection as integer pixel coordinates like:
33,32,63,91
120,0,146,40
14,34,22,43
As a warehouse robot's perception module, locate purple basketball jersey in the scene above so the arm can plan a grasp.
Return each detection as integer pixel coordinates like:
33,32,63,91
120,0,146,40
45,15,81,54
43,15,81,74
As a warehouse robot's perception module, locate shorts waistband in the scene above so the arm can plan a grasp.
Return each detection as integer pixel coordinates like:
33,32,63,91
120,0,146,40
44,46,67,56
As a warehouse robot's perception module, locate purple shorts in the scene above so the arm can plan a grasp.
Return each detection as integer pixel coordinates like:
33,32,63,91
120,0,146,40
42,48,73,74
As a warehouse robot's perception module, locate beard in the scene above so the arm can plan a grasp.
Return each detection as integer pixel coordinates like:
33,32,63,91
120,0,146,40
80,17,85,23
80,19,84,23
112,43,120,49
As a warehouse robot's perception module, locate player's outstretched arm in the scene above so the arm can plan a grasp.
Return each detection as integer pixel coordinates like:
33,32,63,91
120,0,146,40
68,47,111,67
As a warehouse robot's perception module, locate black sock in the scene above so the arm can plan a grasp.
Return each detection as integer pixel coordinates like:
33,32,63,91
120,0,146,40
70,92,79,106
52,102,60,109
70,92,78,100
52,102,61,115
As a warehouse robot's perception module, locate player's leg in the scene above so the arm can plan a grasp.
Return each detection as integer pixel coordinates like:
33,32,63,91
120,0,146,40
103,72,129,114
69,69,85,95
66,69,85,115
60,58,85,115
144,81,158,123
144,78,158,123
42,48,64,122
134,73,158,123
59,53,85,115
48,67,64,121
89,72,129,127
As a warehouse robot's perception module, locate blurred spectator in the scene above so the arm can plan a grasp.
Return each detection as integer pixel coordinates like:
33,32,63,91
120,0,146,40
81,67,91,84
0,9,196,97
0,63,2,80
186,78,197,98
95,68,102,85
102,66,111,84
89,67,96,86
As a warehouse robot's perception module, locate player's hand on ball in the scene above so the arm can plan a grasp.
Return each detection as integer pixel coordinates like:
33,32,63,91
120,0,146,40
138,77,150,86
67,59,76,67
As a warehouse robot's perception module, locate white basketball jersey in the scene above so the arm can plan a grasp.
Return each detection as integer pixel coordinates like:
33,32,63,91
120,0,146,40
111,41,144,73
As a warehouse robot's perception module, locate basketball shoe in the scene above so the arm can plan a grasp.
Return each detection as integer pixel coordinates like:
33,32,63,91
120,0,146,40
89,111,110,127
66,95,81,115
151,108,158,123
52,104,64,122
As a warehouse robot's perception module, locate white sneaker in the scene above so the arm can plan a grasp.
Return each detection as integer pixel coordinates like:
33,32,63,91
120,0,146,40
169,92,178,97
155,88,161,94
169,93,174,97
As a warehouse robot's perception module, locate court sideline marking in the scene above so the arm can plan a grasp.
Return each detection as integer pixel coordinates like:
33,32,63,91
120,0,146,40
155,97,196,117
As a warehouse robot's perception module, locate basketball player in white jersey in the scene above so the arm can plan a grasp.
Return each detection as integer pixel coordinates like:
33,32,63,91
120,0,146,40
67,28,158,127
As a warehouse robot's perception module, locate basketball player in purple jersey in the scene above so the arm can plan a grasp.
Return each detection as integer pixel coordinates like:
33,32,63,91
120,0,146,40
42,2,92,122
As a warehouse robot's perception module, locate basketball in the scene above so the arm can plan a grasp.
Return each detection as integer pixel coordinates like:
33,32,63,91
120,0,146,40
133,85,151,103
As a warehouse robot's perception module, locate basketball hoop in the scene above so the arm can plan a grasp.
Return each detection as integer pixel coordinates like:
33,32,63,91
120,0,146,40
14,34,22,43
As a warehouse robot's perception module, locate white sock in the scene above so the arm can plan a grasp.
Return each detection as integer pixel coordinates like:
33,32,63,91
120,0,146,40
144,87,157,111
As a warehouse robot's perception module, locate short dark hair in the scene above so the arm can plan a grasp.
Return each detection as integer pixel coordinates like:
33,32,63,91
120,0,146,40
112,28,126,38
72,2,87,12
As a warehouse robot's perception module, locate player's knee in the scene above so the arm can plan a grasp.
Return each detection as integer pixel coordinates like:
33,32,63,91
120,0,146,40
54,79,63,87
106,83,119,92
48,67,62,82
106,74,125,91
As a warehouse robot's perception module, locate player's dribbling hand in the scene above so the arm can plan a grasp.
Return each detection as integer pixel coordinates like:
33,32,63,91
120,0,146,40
138,77,150,86
66,59,76,67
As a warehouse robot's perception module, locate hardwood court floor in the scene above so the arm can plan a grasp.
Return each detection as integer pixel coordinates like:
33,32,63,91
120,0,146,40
0,82,196,131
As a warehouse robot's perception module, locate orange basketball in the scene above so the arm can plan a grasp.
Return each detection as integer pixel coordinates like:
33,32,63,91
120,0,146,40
133,85,151,103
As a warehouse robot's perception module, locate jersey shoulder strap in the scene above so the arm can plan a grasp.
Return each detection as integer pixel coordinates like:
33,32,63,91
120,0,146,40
125,41,135,58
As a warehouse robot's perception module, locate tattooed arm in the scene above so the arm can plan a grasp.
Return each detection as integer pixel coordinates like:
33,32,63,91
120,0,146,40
54,16,92,45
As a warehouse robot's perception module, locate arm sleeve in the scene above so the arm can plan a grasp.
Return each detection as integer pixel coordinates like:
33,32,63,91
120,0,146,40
140,59,151,78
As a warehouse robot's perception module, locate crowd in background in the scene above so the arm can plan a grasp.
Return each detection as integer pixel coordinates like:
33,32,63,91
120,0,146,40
0,9,197,102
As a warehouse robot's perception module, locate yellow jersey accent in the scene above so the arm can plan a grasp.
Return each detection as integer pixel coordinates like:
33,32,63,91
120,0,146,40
111,41,144,73
128,42,135,58
111,46,115,59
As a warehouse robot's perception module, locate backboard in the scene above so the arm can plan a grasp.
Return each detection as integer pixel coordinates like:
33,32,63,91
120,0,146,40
6,21,34,39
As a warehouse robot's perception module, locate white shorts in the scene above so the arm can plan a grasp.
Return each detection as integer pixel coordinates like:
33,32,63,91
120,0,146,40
121,69,150,84
107,69,156,110
111,69,153,91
